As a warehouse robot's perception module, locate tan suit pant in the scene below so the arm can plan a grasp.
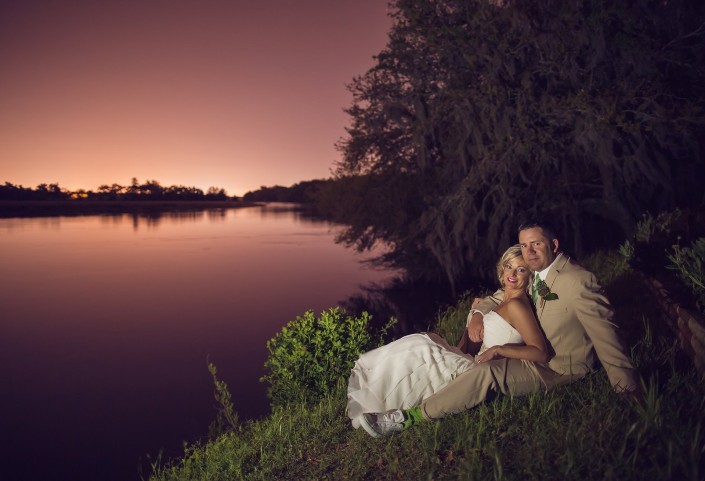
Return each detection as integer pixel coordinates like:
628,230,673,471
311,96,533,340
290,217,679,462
421,358,575,419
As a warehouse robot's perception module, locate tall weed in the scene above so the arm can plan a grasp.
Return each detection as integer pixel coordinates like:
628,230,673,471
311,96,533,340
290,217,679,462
207,362,239,439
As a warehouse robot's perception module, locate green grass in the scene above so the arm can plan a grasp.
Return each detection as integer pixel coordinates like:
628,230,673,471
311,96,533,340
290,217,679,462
148,256,705,481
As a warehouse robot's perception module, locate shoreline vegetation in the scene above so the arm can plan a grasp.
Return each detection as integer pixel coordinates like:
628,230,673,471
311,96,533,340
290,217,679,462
0,199,263,218
146,210,705,481
0,178,326,218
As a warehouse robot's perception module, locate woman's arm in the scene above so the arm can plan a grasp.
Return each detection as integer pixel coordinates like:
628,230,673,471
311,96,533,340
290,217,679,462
476,299,549,363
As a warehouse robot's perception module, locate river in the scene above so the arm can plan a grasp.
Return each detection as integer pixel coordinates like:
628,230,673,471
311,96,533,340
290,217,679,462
0,204,403,481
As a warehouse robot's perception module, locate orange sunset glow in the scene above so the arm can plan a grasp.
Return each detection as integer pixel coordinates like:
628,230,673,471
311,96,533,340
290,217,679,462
0,1,392,197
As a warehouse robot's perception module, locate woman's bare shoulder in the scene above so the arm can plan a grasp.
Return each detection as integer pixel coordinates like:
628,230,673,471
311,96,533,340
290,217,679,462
501,296,535,321
495,296,531,319
504,296,532,311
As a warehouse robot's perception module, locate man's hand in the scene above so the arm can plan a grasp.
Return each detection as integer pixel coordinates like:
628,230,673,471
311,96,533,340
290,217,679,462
467,311,484,342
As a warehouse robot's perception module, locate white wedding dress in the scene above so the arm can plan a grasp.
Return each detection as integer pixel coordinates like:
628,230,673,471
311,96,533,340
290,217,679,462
347,310,523,428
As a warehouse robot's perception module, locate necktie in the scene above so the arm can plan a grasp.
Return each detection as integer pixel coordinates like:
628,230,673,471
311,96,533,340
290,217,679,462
532,274,540,304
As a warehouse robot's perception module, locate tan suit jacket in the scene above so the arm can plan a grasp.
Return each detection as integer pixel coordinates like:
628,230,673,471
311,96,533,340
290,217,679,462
421,253,638,419
475,252,638,391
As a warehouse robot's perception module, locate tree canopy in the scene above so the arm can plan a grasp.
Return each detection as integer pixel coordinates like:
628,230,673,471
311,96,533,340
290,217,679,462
319,0,705,291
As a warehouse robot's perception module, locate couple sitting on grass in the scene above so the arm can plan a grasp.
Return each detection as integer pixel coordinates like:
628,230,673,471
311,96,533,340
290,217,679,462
347,220,640,437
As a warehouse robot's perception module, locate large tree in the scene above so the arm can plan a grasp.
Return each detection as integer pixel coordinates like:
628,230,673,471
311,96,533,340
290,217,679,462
323,0,705,291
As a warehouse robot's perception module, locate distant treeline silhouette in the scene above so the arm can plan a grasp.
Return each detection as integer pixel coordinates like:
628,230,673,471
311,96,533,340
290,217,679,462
1,179,233,201
242,179,329,203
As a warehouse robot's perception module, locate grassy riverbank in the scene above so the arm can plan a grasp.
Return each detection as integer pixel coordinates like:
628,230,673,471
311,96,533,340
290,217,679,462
147,238,705,480
0,200,261,218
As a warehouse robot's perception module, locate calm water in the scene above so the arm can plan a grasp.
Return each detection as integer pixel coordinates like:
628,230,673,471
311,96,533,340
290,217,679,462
0,204,398,481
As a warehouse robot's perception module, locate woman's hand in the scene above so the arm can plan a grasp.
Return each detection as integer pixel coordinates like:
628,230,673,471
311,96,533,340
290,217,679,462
475,345,504,364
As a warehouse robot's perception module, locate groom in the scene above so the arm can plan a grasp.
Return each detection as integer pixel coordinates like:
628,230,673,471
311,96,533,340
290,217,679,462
360,220,639,436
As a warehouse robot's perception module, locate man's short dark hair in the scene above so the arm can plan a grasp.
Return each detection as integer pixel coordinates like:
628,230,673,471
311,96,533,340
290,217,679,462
518,220,558,243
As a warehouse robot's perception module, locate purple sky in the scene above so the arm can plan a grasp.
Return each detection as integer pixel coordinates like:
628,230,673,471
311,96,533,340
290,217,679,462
0,1,392,196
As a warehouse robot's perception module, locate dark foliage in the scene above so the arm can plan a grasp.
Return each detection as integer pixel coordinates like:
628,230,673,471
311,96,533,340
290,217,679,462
242,179,329,203
317,0,705,293
0,182,70,201
0,179,234,201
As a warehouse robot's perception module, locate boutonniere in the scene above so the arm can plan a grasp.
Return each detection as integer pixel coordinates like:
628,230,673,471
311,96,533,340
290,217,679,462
536,279,558,301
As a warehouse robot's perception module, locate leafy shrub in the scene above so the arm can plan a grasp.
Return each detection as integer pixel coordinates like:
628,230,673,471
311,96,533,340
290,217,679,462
634,210,684,243
582,249,633,287
616,209,705,284
261,307,391,408
667,237,705,313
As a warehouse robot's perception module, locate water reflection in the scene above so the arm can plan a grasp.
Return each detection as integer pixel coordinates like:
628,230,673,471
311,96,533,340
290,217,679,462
206,209,228,221
0,204,400,481
255,202,324,223
118,208,232,230
78,203,321,230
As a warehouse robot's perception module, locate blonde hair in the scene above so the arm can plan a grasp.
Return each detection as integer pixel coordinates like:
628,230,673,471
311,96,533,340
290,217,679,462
496,244,523,288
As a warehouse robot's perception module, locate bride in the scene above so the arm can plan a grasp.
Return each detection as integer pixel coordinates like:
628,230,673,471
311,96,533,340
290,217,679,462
347,245,549,436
